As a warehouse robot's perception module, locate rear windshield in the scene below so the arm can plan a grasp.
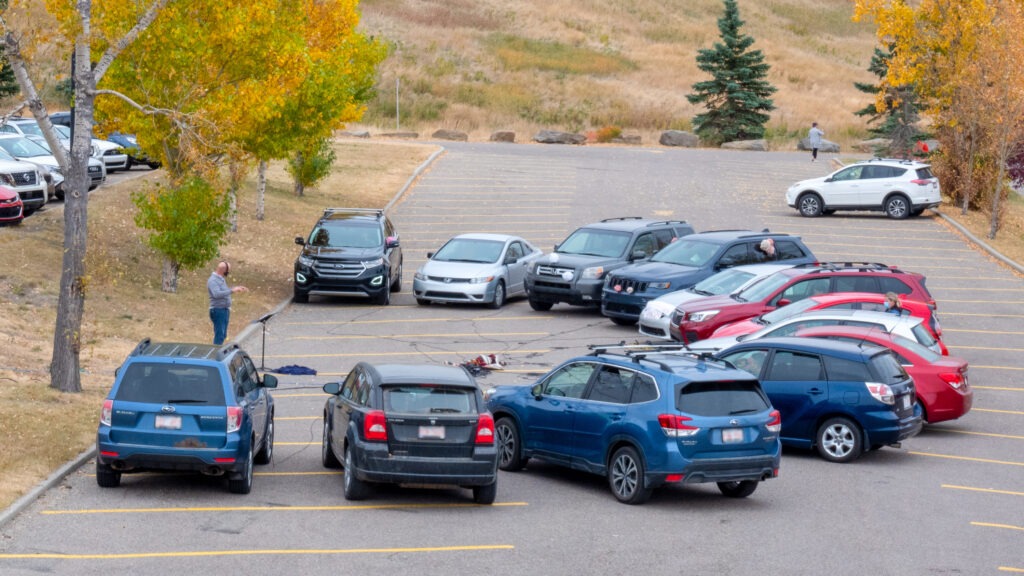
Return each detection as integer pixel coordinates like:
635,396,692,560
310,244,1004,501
676,380,769,416
868,352,910,385
384,385,476,414
915,167,935,179
115,362,225,404
892,333,941,362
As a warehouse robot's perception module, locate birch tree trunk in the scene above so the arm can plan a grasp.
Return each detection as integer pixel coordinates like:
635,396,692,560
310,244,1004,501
256,159,266,221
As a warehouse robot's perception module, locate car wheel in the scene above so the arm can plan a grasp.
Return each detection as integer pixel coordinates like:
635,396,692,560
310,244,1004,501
95,460,121,488
496,417,528,471
228,444,254,494
608,446,652,504
610,316,635,326
717,480,758,498
816,417,863,463
343,444,371,500
416,298,431,306
254,414,274,465
472,481,497,505
798,193,824,217
390,262,402,292
884,194,911,219
293,290,309,304
488,281,506,309
321,417,341,468
374,284,391,305
528,297,553,312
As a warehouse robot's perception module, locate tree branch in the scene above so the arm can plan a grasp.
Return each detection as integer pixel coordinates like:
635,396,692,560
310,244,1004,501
92,0,172,83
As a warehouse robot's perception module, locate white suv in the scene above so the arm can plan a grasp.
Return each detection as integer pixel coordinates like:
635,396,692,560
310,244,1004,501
786,158,941,219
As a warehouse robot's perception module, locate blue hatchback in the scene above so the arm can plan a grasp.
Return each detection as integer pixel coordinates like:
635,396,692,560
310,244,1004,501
485,345,781,504
716,337,923,462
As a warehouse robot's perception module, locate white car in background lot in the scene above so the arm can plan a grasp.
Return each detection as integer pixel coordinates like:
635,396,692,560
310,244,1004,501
638,263,797,340
0,149,48,215
786,158,941,219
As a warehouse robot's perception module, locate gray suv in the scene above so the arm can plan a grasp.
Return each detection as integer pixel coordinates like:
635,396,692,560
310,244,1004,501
525,217,695,311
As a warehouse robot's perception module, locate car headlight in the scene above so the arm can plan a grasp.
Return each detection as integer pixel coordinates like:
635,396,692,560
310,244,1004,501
297,255,315,267
581,266,604,279
649,281,671,290
470,275,495,284
643,301,676,320
0,174,14,186
361,258,384,267
687,310,720,323
414,271,426,281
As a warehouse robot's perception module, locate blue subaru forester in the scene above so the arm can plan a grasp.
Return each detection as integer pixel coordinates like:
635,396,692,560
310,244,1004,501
485,344,781,504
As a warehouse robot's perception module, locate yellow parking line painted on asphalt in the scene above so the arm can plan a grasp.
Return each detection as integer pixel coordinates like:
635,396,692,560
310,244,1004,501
283,316,554,326
937,429,1024,440
948,346,1024,354
942,484,1024,497
0,544,517,560
999,567,1024,573
969,385,1023,392
275,416,321,421
941,312,1024,319
943,328,1024,334
971,522,1024,532
263,349,550,359
41,502,528,515
909,451,1024,467
289,332,549,340
969,366,1024,372
973,408,1024,415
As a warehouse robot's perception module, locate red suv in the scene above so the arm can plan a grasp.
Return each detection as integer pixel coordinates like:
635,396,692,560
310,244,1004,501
0,185,23,225
669,262,936,343
711,291,945,353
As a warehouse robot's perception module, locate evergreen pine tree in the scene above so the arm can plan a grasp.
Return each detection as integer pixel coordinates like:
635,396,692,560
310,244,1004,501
0,56,18,99
854,45,924,157
687,0,776,145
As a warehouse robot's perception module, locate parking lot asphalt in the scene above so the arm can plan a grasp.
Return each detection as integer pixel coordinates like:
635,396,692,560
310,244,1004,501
1,143,1021,575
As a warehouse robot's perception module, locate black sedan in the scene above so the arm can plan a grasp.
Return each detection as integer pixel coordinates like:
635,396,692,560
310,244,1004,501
321,362,498,503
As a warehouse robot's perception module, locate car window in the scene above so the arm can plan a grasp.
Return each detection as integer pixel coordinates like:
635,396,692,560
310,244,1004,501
586,366,635,404
832,166,864,181
542,362,596,399
776,278,830,304
650,238,718,267
240,356,260,394
14,122,43,136
915,167,935,179
0,125,16,134
558,228,631,258
716,243,751,268
834,275,879,293
507,242,525,260
652,229,676,250
383,385,475,414
878,277,912,295
0,137,50,158
823,355,872,381
115,362,225,404
761,298,820,324
356,372,371,405
843,321,886,331
868,352,910,385
309,223,382,249
738,271,794,302
677,380,769,416
892,333,941,362
721,349,769,377
229,355,245,397
632,233,657,257
911,323,938,348
341,370,358,400
765,351,824,381
774,240,806,260
629,373,659,403
434,238,504,263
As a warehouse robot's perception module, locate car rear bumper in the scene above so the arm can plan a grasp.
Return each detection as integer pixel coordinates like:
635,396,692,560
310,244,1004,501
352,441,498,486
97,441,248,474
650,454,780,487
920,386,973,423
861,409,923,446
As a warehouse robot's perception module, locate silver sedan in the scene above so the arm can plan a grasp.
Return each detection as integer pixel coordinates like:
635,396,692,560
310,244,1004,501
413,233,543,308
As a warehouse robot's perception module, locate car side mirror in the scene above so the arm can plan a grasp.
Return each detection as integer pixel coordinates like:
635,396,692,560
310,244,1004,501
262,374,278,389
531,383,543,398
323,382,342,395
294,236,305,246
631,249,647,261
553,243,560,251
824,177,833,183
386,236,400,248
427,251,434,259
777,298,791,307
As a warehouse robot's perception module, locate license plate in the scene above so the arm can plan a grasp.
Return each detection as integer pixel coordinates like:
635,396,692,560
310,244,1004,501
722,428,743,443
901,395,911,410
418,425,445,439
155,415,182,430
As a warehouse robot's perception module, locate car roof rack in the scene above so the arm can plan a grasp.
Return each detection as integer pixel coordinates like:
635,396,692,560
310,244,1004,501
129,337,153,357
600,216,644,222
322,207,384,218
800,261,901,273
644,220,689,227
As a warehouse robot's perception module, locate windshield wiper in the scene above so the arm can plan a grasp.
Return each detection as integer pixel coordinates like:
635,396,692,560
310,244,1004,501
730,293,746,302
753,315,766,325
692,288,713,296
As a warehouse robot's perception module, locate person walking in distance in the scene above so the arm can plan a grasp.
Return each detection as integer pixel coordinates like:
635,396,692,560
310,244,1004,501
808,122,825,162
208,260,248,345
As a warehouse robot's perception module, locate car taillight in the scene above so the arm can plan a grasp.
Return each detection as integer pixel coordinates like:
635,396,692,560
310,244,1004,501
658,414,700,437
100,399,112,426
475,413,495,444
910,178,933,186
938,372,964,390
226,406,243,434
866,382,895,405
364,410,388,442
766,410,782,433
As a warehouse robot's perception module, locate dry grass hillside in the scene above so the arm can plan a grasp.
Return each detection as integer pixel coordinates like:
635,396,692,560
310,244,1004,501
354,0,880,146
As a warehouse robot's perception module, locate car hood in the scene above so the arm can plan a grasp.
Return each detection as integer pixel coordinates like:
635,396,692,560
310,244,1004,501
711,318,762,338
611,261,701,281
91,139,124,152
689,335,741,353
678,293,737,312
535,252,623,271
649,288,714,308
420,260,501,278
0,186,18,201
790,175,828,189
300,246,382,261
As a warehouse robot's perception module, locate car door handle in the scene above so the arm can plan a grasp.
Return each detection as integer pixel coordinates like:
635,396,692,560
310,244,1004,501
610,415,623,421
809,387,824,395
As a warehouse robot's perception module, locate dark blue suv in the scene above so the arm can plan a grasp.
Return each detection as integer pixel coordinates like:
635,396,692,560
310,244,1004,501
716,337,923,462
96,340,278,494
485,344,781,504
602,231,816,325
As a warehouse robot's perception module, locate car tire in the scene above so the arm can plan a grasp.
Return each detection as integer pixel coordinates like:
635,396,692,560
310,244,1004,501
609,316,635,326
343,444,371,500
608,446,652,504
488,281,506,309
254,414,274,465
147,162,162,169
293,290,309,304
816,417,863,463
390,262,402,292
374,284,391,305
528,297,553,312
95,460,121,488
472,481,497,505
321,417,341,468
416,298,431,306
717,480,759,498
798,193,824,217
227,444,254,494
884,194,911,219
496,417,528,471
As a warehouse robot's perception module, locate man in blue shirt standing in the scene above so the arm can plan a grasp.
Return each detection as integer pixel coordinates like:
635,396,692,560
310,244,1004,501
208,260,248,345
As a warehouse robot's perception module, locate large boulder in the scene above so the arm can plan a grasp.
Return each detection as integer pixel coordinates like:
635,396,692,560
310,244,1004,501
721,139,768,151
490,130,516,143
533,130,586,145
853,138,891,153
797,137,840,153
380,131,419,139
432,129,468,142
338,130,370,139
659,130,699,147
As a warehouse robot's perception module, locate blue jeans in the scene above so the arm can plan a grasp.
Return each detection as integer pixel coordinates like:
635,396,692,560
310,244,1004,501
210,307,230,345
